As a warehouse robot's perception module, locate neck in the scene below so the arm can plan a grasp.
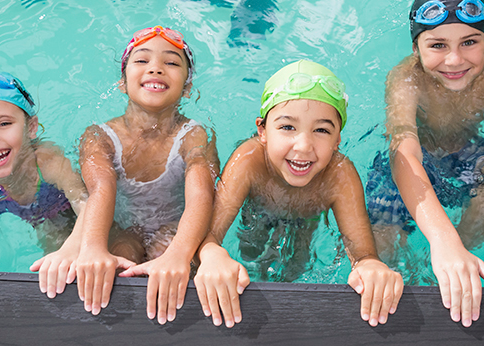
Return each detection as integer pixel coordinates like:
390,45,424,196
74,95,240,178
123,101,181,133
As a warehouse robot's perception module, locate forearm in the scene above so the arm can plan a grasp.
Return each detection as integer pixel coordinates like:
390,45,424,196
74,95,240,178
393,147,463,247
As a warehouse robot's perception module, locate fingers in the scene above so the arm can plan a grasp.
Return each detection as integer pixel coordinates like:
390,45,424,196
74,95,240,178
391,275,404,315
470,272,482,322
30,258,44,273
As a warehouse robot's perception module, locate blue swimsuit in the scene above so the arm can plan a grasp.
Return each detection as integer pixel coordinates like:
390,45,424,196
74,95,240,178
366,137,484,232
0,165,71,226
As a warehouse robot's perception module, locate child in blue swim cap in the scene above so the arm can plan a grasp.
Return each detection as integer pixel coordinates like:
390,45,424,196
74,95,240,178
0,72,88,295
194,60,403,328
366,0,484,327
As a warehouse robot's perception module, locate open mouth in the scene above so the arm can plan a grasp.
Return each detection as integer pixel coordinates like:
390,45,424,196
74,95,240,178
0,149,11,165
287,159,313,173
440,69,469,80
142,82,168,90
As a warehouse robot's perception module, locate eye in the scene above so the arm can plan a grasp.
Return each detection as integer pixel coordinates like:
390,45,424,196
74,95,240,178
134,59,148,64
279,125,295,131
315,127,330,134
462,39,476,47
166,61,181,66
430,43,445,49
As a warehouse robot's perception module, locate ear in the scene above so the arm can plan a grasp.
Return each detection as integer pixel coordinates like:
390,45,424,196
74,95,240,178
334,133,341,150
256,117,267,144
118,79,127,94
183,82,192,98
28,116,39,140
412,42,419,57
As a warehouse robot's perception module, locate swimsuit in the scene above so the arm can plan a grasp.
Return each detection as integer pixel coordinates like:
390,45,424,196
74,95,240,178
236,199,322,282
366,137,484,232
98,120,196,238
0,164,71,226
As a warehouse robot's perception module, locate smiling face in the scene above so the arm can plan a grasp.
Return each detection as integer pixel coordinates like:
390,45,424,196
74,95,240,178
120,36,190,113
0,101,38,178
415,23,484,91
257,99,341,187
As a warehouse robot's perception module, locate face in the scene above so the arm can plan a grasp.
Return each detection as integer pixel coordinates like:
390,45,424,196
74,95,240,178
120,36,190,113
0,101,38,178
415,23,484,91
257,99,341,187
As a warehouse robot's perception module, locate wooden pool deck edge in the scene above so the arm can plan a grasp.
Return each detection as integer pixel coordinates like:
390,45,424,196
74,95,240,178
1,272,483,345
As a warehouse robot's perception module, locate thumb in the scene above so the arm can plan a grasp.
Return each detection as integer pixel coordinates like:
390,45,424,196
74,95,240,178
348,269,364,294
118,262,147,277
115,256,137,271
478,258,484,279
237,265,250,294
30,257,45,272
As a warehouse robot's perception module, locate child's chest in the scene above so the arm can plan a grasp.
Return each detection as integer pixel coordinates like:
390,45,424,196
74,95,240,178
120,133,181,182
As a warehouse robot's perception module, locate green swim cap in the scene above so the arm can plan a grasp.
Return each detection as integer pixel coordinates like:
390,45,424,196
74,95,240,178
260,60,348,130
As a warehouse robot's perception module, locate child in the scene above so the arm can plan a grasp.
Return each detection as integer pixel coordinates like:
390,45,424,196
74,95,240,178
0,72,87,295
194,60,403,328
75,26,219,324
366,0,484,328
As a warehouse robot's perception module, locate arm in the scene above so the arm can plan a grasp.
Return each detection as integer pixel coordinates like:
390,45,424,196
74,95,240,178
76,125,135,315
386,58,484,327
30,143,88,298
331,157,403,327
193,140,259,328
119,126,220,324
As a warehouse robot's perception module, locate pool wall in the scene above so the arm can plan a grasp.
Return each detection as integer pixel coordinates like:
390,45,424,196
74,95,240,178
1,272,483,345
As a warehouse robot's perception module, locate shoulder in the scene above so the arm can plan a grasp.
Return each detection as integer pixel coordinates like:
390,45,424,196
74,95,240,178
222,137,265,177
322,153,362,189
79,123,116,157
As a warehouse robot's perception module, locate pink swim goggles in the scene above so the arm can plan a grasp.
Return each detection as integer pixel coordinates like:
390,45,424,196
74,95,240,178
121,26,194,84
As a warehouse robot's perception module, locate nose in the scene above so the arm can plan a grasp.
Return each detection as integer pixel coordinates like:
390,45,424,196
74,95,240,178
445,49,465,67
293,132,313,153
149,61,163,75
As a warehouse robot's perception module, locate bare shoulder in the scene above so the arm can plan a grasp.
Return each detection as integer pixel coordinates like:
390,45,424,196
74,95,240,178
79,123,115,159
323,153,362,189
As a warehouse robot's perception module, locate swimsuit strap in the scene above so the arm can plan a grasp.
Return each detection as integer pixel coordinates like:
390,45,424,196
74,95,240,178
36,162,43,193
98,123,125,176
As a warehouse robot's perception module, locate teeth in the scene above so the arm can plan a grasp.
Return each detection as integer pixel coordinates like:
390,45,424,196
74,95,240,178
288,160,312,171
0,150,10,161
144,82,167,89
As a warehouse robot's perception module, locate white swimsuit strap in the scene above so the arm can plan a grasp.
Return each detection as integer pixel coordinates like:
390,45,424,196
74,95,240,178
166,119,198,165
98,123,125,175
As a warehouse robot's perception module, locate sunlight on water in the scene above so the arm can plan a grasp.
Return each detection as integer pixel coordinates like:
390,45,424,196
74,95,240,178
1,0,483,285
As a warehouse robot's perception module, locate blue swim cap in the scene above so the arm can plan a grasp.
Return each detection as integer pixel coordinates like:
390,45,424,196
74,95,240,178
0,72,35,116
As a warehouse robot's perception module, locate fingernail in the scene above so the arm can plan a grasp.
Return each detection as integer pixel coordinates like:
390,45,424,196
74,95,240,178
226,320,234,328
167,314,175,322
362,313,369,321
40,287,47,293
158,317,167,325
101,301,108,308
379,315,387,324
370,318,378,327
237,286,244,294
47,291,55,299
177,303,183,310
92,307,100,316
389,307,396,314
147,312,155,320
213,318,221,326
451,312,460,322
203,309,211,317
355,285,363,294
473,312,480,321
234,315,242,323
85,304,91,312
463,318,471,327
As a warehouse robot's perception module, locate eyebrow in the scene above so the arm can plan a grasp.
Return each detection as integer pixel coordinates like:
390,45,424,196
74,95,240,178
132,48,183,59
273,115,336,128
425,33,482,42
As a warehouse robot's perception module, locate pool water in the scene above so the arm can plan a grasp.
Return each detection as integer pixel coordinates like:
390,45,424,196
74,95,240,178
1,0,483,285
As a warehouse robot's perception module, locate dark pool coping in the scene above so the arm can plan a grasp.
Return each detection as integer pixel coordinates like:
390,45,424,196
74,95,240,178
1,272,483,345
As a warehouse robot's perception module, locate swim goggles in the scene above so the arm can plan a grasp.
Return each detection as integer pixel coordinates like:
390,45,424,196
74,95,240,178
0,72,35,116
121,26,195,84
261,73,348,111
411,0,484,25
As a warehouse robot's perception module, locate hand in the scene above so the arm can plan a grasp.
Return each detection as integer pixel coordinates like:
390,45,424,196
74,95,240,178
430,244,484,327
194,245,250,328
118,251,191,325
30,247,78,299
348,258,403,327
76,248,135,315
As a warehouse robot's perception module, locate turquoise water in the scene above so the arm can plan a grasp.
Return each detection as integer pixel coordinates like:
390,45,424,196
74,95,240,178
1,0,482,284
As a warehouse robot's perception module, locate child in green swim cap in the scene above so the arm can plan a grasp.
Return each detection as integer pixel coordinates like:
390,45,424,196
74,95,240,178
194,60,403,328
366,0,484,328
